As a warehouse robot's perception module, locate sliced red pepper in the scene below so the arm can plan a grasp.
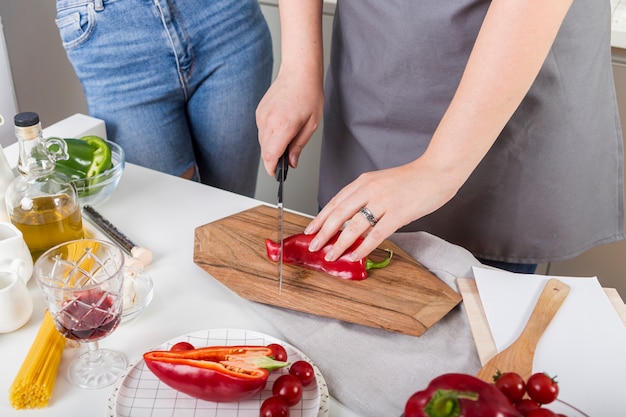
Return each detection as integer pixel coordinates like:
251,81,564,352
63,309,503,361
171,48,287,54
265,231,392,280
405,373,522,417
143,346,289,402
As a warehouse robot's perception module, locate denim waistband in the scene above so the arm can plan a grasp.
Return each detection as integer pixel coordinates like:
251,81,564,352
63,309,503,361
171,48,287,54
57,0,104,11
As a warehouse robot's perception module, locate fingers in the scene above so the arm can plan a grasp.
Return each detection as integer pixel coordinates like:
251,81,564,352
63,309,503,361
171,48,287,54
260,133,289,176
257,104,296,176
256,74,322,177
307,204,389,262
332,210,384,262
304,167,421,263
259,128,309,176
304,177,391,262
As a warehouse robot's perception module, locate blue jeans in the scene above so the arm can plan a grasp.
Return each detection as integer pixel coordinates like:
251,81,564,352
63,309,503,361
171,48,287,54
55,0,273,197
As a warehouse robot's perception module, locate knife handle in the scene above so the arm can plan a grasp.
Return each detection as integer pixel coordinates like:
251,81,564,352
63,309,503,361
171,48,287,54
275,149,289,182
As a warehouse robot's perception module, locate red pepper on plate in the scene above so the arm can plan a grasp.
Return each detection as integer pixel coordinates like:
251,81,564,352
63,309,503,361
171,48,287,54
405,373,522,417
143,346,289,402
265,232,392,280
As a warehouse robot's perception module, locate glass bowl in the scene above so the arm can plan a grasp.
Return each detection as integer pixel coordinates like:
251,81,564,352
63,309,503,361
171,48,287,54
72,140,125,207
545,399,589,416
121,266,154,323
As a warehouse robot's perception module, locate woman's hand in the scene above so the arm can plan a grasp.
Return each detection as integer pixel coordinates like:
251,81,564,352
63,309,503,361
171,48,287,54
256,68,323,176
256,0,324,176
304,158,464,263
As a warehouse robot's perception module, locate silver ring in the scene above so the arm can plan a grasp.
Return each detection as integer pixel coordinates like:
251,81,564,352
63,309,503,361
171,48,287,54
358,207,378,227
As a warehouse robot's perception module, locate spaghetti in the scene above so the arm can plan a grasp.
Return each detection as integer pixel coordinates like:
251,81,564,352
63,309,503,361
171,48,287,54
9,310,66,409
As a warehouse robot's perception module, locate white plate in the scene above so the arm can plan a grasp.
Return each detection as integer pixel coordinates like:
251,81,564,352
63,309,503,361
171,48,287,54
107,329,330,417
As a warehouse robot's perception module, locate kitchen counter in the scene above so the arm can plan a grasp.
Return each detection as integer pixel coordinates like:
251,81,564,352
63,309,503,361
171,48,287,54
0,143,359,417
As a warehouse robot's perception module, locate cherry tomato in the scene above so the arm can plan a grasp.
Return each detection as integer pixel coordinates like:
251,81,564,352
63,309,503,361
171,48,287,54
515,399,541,417
170,341,194,351
267,343,288,362
526,373,559,405
289,360,315,387
272,374,303,406
526,408,557,417
260,396,290,417
494,371,526,403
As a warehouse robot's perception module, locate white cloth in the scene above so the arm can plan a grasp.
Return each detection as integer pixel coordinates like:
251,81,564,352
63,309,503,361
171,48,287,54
252,232,484,417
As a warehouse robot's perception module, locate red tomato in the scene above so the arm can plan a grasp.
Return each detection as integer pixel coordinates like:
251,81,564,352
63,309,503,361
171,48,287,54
515,399,541,416
170,341,194,351
526,373,559,405
494,371,526,403
267,343,288,362
272,374,303,406
526,408,557,417
260,396,290,417
289,360,315,387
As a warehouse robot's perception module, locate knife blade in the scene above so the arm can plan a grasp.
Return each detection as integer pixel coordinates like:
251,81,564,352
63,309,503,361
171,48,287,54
275,149,289,294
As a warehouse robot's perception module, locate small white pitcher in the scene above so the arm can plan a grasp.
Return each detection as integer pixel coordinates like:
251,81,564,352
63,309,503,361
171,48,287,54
0,222,33,283
0,269,33,333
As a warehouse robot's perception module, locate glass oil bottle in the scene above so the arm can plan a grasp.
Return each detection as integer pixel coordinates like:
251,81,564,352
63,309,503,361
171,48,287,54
4,112,83,259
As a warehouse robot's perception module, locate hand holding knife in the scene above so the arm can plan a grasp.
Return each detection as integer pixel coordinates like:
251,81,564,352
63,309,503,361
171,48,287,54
275,149,289,294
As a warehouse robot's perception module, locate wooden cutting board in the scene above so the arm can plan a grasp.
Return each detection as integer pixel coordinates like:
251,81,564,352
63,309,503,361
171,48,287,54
193,205,461,337
457,278,626,365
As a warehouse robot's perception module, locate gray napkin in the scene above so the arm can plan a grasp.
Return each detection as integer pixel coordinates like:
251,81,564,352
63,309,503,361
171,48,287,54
252,231,483,417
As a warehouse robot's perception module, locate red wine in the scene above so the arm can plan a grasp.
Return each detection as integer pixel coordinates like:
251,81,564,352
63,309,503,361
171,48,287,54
57,290,121,342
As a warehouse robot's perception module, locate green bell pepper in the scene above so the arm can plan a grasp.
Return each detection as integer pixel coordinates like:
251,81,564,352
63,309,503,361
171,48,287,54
54,136,112,180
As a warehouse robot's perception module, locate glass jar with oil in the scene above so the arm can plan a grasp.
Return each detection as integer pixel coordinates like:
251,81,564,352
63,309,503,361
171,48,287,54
4,112,83,259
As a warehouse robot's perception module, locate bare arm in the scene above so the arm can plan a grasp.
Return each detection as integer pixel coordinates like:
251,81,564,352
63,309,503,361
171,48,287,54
306,0,574,261
256,0,324,175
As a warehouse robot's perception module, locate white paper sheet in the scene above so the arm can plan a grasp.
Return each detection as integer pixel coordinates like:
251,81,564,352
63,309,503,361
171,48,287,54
473,267,626,416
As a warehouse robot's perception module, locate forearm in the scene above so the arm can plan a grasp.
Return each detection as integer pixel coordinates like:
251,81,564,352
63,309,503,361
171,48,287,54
276,0,324,81
256,0,325,174
419,0,573,186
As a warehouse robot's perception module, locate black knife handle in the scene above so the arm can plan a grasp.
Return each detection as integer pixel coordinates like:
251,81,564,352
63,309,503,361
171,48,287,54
275,149,289,182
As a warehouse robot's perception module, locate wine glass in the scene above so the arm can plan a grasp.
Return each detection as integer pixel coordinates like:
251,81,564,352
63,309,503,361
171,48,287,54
34,239,127,389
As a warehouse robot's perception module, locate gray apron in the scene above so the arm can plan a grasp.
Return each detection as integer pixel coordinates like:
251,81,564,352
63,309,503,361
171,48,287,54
319,0,624,263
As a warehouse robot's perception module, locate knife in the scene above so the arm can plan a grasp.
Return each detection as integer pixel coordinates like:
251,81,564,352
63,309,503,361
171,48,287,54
275,149,289,294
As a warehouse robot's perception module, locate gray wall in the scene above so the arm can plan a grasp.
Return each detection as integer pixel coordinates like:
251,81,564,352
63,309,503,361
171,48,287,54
0,0,88,146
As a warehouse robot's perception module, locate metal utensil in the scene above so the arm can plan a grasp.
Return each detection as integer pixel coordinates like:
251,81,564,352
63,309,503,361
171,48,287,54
475,278,570,382
275,150,289,294
82,205,153,268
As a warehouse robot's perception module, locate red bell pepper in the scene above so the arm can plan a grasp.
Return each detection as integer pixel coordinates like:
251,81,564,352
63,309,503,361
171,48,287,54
143,346,288,402
265,232,392,280
405,373,522,417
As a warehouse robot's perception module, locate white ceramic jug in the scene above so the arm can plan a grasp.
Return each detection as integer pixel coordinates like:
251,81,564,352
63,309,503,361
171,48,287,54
0,221,33,282
0,268,33,333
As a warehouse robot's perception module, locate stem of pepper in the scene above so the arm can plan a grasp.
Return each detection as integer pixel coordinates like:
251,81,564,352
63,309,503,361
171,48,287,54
424,389,479,417
365,249,393,270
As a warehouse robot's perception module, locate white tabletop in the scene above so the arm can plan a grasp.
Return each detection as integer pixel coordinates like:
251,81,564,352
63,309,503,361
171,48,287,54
0,144,359,417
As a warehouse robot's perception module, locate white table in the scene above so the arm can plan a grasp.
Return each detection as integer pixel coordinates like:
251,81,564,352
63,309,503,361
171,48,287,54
0,143,359,417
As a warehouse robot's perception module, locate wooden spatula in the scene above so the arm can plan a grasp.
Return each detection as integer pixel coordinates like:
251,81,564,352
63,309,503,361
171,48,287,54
475,278,570,382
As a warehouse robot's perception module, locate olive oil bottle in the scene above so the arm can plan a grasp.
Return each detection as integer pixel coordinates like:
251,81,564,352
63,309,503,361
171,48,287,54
4,112,83,259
